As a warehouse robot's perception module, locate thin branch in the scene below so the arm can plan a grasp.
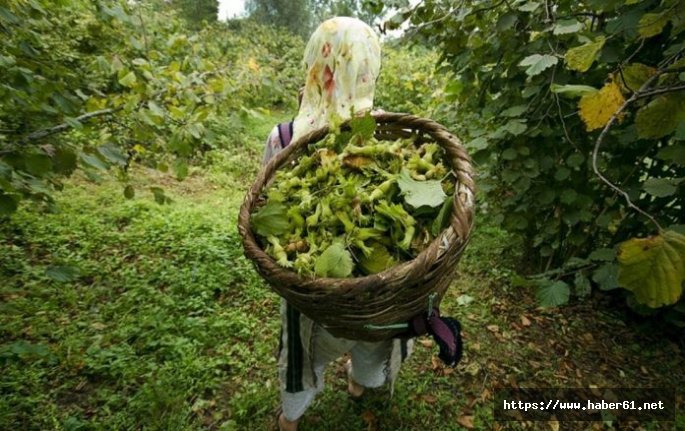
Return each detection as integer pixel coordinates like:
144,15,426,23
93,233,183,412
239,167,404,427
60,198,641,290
554,93,579,151
544,0,552,23
622,38,645,67
19,67,226,144
635,84,685,99
404,1,465,35
21,108,121,143
591,72,666,232
663,66,685,74
471,0,507,15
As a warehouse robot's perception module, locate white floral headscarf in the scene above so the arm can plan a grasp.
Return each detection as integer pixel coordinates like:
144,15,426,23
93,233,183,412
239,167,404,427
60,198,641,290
292,17,381,143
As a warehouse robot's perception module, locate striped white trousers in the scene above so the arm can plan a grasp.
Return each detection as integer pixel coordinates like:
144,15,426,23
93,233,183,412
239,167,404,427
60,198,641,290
278,300,414,421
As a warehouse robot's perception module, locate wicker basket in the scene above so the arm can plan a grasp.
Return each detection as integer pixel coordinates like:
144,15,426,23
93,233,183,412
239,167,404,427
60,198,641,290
238,113,475,341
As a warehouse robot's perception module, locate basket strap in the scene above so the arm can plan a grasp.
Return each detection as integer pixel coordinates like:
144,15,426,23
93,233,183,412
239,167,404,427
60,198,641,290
285,303,304,392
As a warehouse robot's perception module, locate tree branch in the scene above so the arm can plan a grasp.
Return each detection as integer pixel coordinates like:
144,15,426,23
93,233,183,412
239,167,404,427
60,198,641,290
635,84,685,99
21,108,121,143
590,63,680,232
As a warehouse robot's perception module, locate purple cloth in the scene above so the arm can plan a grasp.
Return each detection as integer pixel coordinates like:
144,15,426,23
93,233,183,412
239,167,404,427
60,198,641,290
409,308,463,367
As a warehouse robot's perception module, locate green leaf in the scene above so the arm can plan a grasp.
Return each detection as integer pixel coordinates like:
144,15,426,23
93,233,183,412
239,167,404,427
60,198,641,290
643,177,683,197
53,148,77,175
501,105,528,117
618,230,685,307
45,265,80,282
522,85,541,98
592,263,620,291
397,170,447,209
618,63,656,91
118,71,137,88
501,168,521,183
466,137,488,151
635,95,685,139
0,192,18,215
124,185,135,199
638,12,669,38
315,242,353,278
148,101,165,119
0,160,10,180
560,189,577,204
550,83,597,98
554,167,571,181
172,158,188,180
553,19,583,35
358,242,396,275
80,152,108,171
642,178,683,198
64,117,83,130
565,36,606,72
187,123,203,139
536,280,570,307
25,154,52,177
589,248,615,261
496,13,518,31
97,144,127,166
519,54,558,77
250,201,290,237
502,148,518,160
503,119,527,135
677,122,685,140
566,153,584,168
657,142,685,165
349,112,376,140
150,187,170,205
431,195,453,236
518,1,541,12
0,7,20,24
574,272,592,298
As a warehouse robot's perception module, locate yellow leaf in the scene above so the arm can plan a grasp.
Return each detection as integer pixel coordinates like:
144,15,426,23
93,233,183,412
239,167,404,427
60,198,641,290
578,81,625,131
248,57,260,72
565,36,605,72
618,230,685,308
638,12,669,38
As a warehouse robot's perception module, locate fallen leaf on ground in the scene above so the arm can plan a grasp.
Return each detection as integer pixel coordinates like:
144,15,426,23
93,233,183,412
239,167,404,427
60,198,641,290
487,324,499,332
419,338,434,348
421,394,438,404
457,415,474,429
361,410,378,431
520,315,531,326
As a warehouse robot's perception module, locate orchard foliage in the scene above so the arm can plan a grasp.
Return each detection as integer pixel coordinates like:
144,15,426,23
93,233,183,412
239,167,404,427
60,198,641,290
389,0,685,313
376,44,451,118
0,0,303,214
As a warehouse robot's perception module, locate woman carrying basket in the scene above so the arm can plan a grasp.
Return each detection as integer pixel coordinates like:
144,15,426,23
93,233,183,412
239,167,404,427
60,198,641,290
262,17,415,431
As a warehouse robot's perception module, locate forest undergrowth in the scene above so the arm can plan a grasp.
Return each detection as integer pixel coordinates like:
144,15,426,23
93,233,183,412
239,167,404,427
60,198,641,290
1,111,683,431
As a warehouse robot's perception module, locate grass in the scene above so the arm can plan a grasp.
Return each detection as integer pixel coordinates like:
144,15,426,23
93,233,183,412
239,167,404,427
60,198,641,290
1,110,684,430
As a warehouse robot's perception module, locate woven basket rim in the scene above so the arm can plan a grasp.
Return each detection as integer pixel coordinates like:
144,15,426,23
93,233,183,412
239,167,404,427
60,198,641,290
237,112,475,294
